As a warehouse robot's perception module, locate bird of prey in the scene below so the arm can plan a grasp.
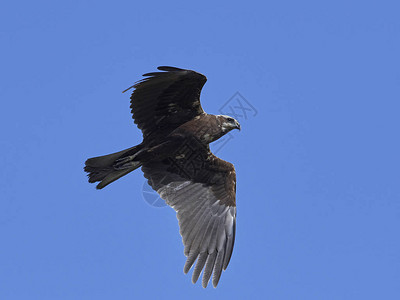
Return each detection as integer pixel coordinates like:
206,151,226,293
84,66,240,288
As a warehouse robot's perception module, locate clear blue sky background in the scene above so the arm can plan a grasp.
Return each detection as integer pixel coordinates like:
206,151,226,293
1,1,399,299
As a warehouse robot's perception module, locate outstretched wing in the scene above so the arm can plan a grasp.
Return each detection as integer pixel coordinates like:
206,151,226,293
141,148,236,288
125,66,207,143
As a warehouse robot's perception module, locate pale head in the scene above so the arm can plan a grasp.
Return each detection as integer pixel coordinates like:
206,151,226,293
217,115,241,133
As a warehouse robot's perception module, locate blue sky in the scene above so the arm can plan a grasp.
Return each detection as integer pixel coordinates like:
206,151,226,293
1,0,400,299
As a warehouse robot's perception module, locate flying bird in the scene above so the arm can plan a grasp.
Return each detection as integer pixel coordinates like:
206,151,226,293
84,66,240,288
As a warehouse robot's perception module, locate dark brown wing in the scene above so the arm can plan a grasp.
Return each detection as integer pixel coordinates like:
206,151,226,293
141,147,236,288
125,66,207,143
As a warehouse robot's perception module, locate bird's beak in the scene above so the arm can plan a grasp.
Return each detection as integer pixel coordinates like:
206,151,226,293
235,121,241,131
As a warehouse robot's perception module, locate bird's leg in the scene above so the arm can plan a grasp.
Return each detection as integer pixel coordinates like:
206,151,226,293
113,149,146,170
114,137,185,169
136,137,184,162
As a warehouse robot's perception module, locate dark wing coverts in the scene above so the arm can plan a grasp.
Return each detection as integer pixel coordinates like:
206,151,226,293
125,66,207,142
142,152,237,288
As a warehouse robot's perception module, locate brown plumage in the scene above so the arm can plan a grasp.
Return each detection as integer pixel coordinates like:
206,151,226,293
84,66,240,288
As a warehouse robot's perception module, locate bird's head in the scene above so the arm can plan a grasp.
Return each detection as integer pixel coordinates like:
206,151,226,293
218,115,241,133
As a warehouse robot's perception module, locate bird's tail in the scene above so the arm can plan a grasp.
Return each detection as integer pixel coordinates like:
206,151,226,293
84,145,143,189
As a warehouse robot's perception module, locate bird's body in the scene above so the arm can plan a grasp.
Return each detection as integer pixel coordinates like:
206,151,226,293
84,66,240,288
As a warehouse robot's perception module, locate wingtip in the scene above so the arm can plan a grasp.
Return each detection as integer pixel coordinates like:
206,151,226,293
157,66,185,72
202,280,209,289
212,274,221,288
183,266,190,274
122,84,135,93
191,276,199,284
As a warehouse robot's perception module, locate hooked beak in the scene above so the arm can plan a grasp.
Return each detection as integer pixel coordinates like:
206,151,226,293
235,120,241,131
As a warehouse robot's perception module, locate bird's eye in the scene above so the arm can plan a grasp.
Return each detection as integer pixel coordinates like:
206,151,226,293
226,117,234,122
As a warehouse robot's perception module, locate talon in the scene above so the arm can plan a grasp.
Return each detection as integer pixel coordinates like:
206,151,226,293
114,161,140,170
114,155,137,169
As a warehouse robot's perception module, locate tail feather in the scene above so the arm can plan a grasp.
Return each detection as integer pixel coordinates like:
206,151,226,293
95,168,138,189
84,145,143,189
